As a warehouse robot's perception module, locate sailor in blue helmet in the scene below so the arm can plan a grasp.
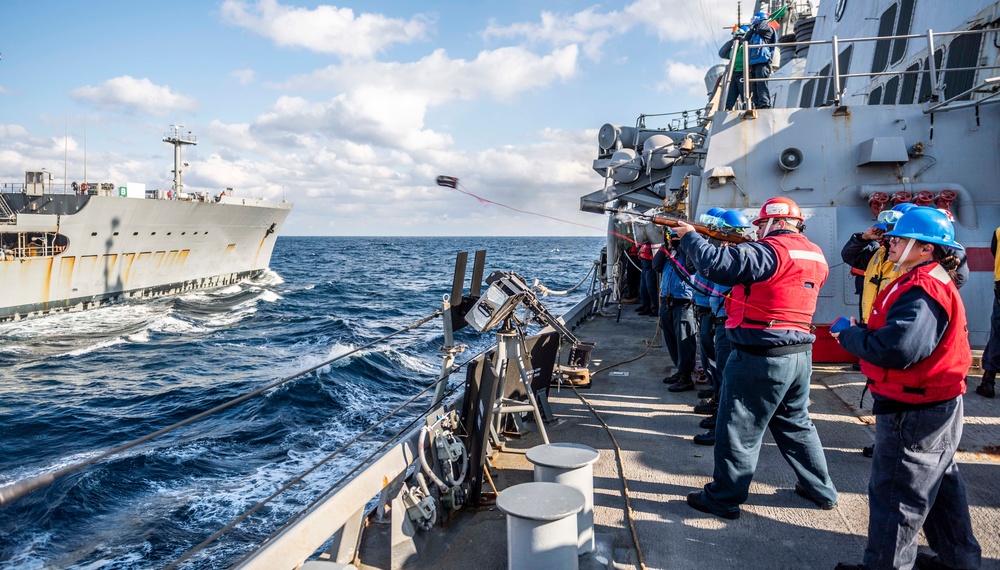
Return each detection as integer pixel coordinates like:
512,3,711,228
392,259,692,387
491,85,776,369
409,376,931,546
745,11,776,108
653,228,698,391
693,209,753,446
671,197,837,519
833,207,981,570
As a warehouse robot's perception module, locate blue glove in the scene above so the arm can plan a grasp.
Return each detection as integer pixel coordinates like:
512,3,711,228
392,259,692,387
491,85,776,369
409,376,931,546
830,316,851,334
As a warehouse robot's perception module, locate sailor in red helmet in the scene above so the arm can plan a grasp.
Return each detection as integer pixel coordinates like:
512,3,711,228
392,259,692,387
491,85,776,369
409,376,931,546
833,208,981,570
671,197,838,519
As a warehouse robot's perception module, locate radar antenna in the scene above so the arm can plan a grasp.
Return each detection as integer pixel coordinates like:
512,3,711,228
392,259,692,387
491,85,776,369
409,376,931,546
163,125,198,197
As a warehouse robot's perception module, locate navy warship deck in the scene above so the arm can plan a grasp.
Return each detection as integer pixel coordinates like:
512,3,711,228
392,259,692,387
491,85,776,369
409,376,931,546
403,305,1000,570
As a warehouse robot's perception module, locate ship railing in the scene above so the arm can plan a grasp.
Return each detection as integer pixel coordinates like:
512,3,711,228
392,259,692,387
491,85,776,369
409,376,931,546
721,27,1000,113
0,194,16,224
0,275,610,569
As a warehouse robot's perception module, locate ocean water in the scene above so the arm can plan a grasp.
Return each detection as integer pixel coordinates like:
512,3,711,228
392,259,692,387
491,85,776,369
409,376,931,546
0,236,604,569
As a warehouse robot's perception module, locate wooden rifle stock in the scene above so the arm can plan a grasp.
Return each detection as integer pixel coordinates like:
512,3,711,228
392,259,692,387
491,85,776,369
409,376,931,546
649,215,750,244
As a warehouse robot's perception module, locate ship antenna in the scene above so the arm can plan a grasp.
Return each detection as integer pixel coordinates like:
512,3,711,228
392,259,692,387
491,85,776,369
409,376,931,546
163,125,197,198
738,1,742,26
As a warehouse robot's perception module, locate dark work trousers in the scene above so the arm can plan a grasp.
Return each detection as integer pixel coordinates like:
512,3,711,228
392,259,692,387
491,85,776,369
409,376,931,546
750,63,772,108
659,298,697,374
638,261,658,311
982,283,1000,372
696,307,716,384
864,397,981,570
712,321,732,395
696,348,837,515
725,72,745,110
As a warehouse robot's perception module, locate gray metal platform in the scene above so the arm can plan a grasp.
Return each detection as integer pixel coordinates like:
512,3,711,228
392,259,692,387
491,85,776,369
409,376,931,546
395,305,1000,569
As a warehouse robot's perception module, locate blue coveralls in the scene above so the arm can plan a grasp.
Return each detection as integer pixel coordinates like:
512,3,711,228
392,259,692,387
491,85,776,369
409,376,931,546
679,230,837,514
839,272,981,570
653,247,697,375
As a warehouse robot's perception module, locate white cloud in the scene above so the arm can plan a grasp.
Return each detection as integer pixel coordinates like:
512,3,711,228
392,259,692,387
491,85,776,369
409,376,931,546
70,76,197,116
482,0,737,61
260,45,578,152
220,0,431,59
657,61,712,97
231,68,256,85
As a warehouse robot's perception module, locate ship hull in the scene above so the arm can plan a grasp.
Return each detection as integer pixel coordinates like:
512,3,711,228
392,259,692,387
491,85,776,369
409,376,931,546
0,194,292,321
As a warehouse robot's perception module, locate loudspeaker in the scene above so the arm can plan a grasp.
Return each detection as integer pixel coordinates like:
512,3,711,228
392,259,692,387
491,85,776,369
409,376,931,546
779,147,804,171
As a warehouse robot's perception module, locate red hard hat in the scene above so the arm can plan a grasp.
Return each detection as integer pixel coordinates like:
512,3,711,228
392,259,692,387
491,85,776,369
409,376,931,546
753,197,804,225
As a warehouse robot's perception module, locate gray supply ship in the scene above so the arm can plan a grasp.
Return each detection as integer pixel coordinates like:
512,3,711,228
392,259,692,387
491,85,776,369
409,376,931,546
2,1,1000,569
0,127,292,321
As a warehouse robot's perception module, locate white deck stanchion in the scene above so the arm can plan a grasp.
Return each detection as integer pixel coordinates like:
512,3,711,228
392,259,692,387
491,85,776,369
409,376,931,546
526,443,600,554
496,482,584,570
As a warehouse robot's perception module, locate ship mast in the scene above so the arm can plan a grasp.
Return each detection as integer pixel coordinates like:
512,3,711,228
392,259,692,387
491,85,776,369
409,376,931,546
163,125,197,197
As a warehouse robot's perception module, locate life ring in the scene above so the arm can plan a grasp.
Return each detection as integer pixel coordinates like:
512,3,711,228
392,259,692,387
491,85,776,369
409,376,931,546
81,182,89,193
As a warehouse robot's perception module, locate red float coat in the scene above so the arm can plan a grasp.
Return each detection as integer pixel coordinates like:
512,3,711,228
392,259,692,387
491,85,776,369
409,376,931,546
725,233,828,333
861,263,970,404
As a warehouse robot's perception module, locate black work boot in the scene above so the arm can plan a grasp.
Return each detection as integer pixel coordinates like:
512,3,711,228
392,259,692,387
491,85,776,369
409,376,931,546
693,429,716,446
697,387,715,399
694,397,718,415
976,370,996,398
662,371,681,384
668,372,695,392
700,414,717,429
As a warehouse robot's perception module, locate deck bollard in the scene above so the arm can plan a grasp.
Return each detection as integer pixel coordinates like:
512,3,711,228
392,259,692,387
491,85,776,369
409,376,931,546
496,482,585,570
526,442,600,554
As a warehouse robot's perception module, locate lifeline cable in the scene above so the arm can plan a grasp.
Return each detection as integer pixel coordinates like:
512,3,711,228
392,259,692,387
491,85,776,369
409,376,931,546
0,310,442,508
168,379,459,569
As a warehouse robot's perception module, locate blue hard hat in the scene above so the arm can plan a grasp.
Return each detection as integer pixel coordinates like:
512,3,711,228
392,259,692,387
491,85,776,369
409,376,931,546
752,11,767,23
706,207,725,217
891,202,918,214
885,207,964,250
719,209,751,229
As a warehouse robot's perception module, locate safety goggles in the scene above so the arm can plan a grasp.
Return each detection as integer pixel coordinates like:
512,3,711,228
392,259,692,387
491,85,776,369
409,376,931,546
876,210,903,225
699,213,721,226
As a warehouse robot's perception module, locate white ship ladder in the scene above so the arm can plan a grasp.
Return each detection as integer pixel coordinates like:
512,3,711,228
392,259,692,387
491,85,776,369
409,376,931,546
0,195,16,224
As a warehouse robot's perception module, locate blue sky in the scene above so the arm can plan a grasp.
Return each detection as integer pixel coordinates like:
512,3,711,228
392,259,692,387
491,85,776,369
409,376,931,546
0,0,738,236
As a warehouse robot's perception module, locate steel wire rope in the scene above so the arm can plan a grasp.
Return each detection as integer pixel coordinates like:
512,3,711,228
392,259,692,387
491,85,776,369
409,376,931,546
168,378,461,569
0,310,442,508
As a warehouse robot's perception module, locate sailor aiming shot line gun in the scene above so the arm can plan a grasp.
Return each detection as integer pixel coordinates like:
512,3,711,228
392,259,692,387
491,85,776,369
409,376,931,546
605,207,751,244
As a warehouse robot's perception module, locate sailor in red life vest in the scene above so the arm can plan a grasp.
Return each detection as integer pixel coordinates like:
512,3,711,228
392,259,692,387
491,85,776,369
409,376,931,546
671,197,838,520
833,208,981,570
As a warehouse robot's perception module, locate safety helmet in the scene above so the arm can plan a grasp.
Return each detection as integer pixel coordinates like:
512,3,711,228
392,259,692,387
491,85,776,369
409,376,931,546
732,25,749,37
751,11,768,24
936,208,955,222
752,197,804,225
719,209,752,229
885,207,964,250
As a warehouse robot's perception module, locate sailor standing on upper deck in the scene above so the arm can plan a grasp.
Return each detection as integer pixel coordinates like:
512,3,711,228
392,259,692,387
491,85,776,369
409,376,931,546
671,196,838,520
